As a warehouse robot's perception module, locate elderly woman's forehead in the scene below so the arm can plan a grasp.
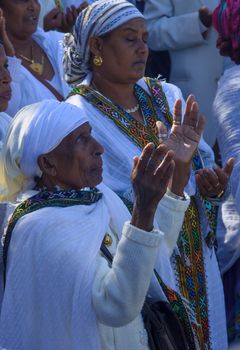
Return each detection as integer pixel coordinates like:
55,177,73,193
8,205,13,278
66,122,91,138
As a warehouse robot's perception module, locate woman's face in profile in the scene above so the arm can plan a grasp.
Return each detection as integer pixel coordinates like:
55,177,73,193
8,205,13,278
93,18,149,84
0,46,11,112
41,122,104,190
1,0,40,39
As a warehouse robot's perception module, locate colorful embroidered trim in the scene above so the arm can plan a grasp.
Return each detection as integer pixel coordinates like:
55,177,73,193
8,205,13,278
118,195,197,348
2,188,102,283
70,77,218,348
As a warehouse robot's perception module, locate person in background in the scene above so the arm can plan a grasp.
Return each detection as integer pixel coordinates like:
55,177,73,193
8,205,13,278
143,0,224,148
0,42,15,311
39,0,88,32
212,0,240,345
63,0,234,348
0,100,189,349
0,0,71,117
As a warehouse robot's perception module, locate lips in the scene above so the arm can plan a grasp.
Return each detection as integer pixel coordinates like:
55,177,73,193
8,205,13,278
0,90,12,101
134,61,147,66
24,15,39,24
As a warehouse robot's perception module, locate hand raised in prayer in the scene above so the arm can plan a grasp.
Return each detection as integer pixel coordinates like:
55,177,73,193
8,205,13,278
0,8,15,56
43,7,63,32
61,4,88,33
199,6,212,28
131,143,175,231
195,158,234,198
157,95,205,196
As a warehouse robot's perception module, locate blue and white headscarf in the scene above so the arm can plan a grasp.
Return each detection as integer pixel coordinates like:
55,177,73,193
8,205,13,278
63,0,144,85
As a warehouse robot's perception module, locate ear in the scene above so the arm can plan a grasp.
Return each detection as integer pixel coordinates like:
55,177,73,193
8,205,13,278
89,36,104,56
37,154,57,177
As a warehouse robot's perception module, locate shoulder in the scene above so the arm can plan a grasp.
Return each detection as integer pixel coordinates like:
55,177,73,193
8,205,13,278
138,77,184,112
33,27,64,48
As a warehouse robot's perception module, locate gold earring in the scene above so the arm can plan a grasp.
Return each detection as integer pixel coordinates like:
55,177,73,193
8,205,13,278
93,55,103,66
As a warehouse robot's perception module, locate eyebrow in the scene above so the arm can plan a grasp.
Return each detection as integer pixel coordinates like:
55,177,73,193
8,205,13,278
122,28,138,33
122,27,148,35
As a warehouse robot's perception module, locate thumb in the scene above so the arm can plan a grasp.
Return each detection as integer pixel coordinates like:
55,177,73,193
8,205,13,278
224,157,234,177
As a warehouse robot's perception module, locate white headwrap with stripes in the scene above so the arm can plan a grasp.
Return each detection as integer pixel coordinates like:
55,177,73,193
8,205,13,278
63,0,144,85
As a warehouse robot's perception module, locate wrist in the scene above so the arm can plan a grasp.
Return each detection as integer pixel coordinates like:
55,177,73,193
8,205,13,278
131,202,155,232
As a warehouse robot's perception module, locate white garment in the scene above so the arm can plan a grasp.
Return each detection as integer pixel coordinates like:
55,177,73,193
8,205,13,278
0,112,11,205
6,28,71,117
0,182,188,350
213,65,240,274
1,100,88,202
143,0,224,147
0,113,11,148
66,76,228,349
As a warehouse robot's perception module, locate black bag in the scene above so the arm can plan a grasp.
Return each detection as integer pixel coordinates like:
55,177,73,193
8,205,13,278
142,297,189,350
100,244,189,350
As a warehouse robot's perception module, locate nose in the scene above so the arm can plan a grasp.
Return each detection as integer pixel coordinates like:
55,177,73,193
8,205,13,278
93,138,104,157
137,39,149,56
27,0,40,11
0,67,11,86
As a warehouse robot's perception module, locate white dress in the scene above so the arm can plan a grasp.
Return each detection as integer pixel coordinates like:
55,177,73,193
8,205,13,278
6,28,71,117
67,76,228,349
0,183,189,350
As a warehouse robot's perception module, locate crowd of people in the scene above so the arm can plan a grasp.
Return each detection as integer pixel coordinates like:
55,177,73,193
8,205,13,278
0,0,239,349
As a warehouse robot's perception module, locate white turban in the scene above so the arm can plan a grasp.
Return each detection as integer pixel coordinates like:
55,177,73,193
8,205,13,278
0,100,89,202
63,0,144,85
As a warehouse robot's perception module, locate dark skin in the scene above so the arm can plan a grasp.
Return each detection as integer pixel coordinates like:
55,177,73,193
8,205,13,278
38,122,175,232
43,3,88,33
0,45,11,111
89,18,207,196
157,96,234,198
0,0,54,80
89,17,234,198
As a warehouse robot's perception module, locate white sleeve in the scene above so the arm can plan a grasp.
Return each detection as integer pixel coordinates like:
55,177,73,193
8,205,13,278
144,0,206,51
92,222,164,326
6,56,22,117
154,192,190,256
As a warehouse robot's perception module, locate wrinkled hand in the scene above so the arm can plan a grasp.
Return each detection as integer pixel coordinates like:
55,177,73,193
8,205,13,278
0,8,14,56
195,158,234,198
216,38,240,64
157,95,205,195
43,7,63,32
157,95,205,164
199,6,212,28
131,143,175,231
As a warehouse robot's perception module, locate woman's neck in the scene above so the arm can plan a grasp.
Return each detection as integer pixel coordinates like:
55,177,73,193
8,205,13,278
91,75,138,110
8,32,34,54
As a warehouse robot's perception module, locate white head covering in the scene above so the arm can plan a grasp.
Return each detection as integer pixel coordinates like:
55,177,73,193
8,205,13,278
0,100,89,202
0,113,11,148
63,0,144,85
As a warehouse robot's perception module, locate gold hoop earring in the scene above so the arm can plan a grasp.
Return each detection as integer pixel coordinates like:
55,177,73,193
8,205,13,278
93,55,103,66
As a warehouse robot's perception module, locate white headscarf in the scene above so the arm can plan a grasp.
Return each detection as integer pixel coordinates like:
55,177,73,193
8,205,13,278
0,100,88,202
63,0,144,85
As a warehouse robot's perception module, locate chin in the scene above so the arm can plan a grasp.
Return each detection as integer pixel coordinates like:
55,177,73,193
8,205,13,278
0,102,8,112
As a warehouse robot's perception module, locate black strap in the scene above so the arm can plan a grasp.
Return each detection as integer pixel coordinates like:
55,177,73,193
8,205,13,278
100,243,113,265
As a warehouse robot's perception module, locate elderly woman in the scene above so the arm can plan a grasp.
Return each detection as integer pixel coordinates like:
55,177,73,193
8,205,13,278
0,99,192,349
63,0,234,348
0,0,72,117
